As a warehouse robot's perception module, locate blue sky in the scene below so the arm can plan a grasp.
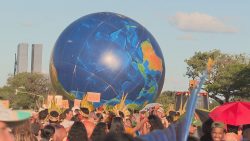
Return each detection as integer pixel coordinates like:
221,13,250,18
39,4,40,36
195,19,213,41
0,0,249,91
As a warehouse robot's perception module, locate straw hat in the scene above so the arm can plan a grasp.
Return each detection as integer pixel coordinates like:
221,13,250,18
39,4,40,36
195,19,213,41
0,105,31,127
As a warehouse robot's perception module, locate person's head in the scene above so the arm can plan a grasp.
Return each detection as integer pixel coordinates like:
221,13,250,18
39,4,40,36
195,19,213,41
63,109,73,120
224,132,240,141
67,121,88,141
148,115,164,132
0,121,14,141
90,122,108,141
52,125,67,141
211,122,226,141
12,120,37,141
118,111,125,119
40,125,55,140
38,109,48,120
104,132,134,141
125,118,132,128
227,124,239,134
96,113,103,122
80,107,89,119
189,119,202,135
156,107,165,118
110,117,125,134
48,111,59,124
30,122,40,136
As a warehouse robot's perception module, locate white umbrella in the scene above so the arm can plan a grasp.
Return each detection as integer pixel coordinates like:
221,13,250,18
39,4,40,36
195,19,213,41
140,103,163,112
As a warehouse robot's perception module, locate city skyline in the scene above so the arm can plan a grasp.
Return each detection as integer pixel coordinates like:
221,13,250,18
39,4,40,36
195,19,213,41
0,0,250,91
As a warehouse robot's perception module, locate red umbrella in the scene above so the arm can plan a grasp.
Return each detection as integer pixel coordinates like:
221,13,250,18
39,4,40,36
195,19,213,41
209,101,250,126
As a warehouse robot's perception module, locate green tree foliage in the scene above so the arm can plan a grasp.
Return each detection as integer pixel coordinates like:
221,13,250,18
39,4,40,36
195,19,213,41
0,72,53,109
185,50,250,104
156,91,176,111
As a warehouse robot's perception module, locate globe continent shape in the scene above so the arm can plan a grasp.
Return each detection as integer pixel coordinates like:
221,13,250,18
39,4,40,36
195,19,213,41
50,12,165,107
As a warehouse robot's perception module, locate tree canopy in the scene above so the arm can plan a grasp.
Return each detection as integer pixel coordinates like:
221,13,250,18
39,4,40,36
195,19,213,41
0,72,53,109
185,50,250,104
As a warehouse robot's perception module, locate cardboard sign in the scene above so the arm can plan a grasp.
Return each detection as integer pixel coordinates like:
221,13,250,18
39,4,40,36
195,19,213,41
62,100,69,109
189,80,198,88
74,99,81,108
0,100,9,108
86,92,101,102
47,95,53,106
55,95,63,107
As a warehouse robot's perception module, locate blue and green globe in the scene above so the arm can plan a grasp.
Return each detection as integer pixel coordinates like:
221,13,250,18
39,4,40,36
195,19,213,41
50,12,165,107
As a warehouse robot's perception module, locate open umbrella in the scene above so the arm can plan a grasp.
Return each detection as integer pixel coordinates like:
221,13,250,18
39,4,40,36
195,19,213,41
209,101,250,126
140,103,163,112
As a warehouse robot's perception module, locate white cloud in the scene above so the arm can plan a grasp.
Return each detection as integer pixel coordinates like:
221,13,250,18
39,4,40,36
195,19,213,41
177,34,196,40
169,12,238,33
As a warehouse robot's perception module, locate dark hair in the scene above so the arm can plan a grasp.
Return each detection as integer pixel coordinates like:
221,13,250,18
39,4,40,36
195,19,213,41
148,115,164,132
41,125,55,140
90,122,107,141
67,121,88,141
31,122,41,136
39,109,48,120
119,111,125,119
50,111,59,117
96,113,103,122
166,115,174,123
104,132,134,141
227,124,238,134
81,107,89,115
109,117,125,134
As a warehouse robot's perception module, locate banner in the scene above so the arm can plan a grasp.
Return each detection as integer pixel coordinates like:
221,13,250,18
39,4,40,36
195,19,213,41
55,95,63,108
87,92,101,102
74,99,81,108
62,100,69,109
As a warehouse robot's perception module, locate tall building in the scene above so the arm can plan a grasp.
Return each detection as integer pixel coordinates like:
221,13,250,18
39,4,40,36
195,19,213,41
17,43,29,73
31,44,43,73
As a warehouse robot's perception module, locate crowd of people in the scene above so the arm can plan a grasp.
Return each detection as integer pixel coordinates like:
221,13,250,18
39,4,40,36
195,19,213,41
1,104,250,141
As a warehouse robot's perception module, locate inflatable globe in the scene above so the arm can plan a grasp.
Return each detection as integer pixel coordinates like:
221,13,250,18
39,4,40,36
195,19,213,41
50,12,165,107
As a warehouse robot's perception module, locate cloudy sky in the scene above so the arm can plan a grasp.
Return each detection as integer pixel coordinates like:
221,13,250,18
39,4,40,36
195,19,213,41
0,0,249,91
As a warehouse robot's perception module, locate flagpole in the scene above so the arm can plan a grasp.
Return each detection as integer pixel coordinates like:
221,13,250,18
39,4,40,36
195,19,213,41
180,58,213,141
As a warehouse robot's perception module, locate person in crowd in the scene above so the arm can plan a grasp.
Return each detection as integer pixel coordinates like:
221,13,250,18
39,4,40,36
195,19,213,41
40,125,55,141
48,111,67,141
224,124,241,141
0,121,14,141
104,132,135,141
210,122,226,141
189,118,202,138
60,108,74,132
80,107,95,138
90,122,108,141
224,132,240,141
38,109,49,127
95,113,104,123
67,121,88,141
12,120,37,141
147,115,164,132
155,107,169,128
110,117,125,134
30,122,41,139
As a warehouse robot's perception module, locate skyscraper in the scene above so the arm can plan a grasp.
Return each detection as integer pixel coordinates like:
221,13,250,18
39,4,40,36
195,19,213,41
31,44,43,73
17,43,29,73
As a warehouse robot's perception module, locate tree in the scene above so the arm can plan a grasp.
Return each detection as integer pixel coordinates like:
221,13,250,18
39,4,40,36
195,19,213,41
156,91,176,111
0,72,54,109
185,50,250,104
